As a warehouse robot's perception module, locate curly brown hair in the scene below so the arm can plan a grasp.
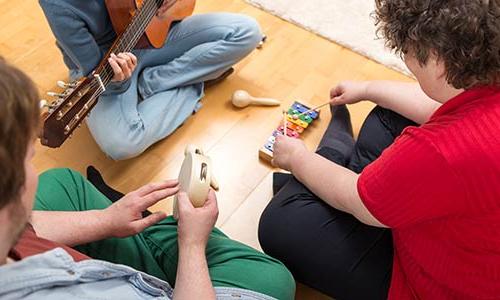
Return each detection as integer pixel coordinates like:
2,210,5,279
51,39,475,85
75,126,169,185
374,0,500,89
0,58,40,209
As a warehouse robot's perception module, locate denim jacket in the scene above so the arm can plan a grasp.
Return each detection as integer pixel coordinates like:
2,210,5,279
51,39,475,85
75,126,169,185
0,248,275,300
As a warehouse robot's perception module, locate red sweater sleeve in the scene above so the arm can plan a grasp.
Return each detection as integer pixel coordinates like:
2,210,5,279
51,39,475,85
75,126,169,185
9,224,90,262
358,129,466,228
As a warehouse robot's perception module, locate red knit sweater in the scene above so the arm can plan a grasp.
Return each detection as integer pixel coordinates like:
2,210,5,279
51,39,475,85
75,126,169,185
358,86,500,299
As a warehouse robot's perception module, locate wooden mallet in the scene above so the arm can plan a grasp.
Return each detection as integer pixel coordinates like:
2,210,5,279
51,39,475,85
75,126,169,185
231,90,281,108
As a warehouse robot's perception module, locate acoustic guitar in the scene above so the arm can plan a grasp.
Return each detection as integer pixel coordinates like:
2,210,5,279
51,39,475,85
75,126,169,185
40,0,196,148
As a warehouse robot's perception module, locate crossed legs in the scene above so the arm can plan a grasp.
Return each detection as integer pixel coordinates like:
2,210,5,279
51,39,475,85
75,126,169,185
258,105,416,299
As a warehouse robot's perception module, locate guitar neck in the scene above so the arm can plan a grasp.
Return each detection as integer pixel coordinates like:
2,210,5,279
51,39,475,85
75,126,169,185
94,0,165,87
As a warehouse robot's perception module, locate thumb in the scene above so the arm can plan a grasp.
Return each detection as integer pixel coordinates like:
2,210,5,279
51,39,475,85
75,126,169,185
204,190,218,210
331,95,346,105
177,192,194,213
132,211,166,233
270,158,277,167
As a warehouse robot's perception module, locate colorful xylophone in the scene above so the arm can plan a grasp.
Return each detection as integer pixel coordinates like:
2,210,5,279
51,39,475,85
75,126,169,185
259,101,320,162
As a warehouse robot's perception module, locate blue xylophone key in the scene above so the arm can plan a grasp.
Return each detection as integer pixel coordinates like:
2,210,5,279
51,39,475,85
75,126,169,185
307,111,319,120
264,141,274,152
292,102,308,113
292,102,319,119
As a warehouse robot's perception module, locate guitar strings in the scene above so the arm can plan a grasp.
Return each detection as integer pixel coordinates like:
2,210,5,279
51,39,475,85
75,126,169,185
83,0,157,94
100,0,178,82
67,0,175,133
85,0,170,99
89,0,169,90
98,0,161,83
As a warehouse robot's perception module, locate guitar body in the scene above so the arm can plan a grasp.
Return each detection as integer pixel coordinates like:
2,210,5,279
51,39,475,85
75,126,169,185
105,0,196,49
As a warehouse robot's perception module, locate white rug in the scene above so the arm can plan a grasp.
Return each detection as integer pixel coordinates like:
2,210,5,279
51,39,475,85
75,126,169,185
246,0,409,75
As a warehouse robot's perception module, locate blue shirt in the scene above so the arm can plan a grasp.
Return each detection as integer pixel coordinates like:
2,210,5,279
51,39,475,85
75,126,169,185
0,248,275,299
39,0,132,95
39,0,116,79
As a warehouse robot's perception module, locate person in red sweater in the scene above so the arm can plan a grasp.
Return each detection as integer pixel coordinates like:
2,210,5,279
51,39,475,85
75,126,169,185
259,0,500,299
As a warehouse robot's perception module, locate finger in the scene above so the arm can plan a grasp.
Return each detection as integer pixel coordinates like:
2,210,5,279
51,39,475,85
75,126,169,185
273,138,283,153
275,135,289,148
330,88,337,99
118,53,135,71
114,55,130,77
205,190,219,215
118,53,134,70
136,180,179,197
331,95,345,105
330,83,345,98
139,186,180,210
203,190,217,209
202,190,219,220
132,211,167,232
127,52,138,66
275,134,284,144
271,158,280,168
108,57,123,81
330,86,339,99
176,192,194,213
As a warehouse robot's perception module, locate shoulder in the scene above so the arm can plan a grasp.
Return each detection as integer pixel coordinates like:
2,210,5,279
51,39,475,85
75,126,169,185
39,0,70,9
39,0,76,19
422,97,500,165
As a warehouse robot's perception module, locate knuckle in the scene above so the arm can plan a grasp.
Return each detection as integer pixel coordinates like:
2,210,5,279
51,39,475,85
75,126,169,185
131,200,141,209
151,191,162,199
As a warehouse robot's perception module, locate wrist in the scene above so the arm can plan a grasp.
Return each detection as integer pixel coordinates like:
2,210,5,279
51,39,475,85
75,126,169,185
289,148,311,176
178,240,207,254
361,81,372,101
98,208,117,239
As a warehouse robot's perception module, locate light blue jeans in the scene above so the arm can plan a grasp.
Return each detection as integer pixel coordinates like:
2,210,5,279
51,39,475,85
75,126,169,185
87,13,261,160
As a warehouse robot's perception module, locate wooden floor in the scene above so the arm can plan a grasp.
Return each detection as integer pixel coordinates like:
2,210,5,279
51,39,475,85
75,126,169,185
1,0,411,298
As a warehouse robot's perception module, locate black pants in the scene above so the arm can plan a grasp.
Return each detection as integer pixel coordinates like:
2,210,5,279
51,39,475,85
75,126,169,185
258,106,416,300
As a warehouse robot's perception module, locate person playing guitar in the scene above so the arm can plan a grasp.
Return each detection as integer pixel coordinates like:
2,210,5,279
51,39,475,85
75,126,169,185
39,0,262,160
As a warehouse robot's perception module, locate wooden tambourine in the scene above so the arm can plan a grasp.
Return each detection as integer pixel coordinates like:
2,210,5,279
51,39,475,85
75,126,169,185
173,145,219,214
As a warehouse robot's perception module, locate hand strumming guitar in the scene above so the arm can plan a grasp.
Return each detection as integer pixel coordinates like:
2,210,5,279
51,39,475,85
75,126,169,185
108,52,137,82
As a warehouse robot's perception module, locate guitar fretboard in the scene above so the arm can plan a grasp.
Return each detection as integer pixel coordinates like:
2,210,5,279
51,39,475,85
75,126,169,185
97,0,165,87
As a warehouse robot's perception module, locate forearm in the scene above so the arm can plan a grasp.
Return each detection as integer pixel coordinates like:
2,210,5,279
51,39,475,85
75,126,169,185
291,151,385,227
365,81,441,124
31,210,111,246
173,243,215,300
